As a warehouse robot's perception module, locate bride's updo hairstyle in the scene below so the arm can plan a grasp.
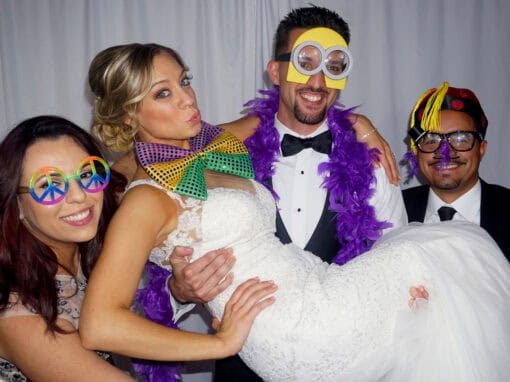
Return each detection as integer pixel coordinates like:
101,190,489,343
88,43,187,152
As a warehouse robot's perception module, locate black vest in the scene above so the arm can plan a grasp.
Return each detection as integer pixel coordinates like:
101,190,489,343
275,193,340,263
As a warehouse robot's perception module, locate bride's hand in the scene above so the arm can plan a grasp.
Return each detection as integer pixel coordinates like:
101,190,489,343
351,114,400,186
212,278,277,356
408,285,429,308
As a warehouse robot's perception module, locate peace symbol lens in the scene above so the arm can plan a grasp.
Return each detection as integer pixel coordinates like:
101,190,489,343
291,41,353,80
21,156,110,205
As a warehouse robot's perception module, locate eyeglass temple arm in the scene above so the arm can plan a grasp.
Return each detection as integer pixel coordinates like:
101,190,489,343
409,125,427,143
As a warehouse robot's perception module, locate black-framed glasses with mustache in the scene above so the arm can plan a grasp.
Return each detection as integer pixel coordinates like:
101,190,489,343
416,130,483,153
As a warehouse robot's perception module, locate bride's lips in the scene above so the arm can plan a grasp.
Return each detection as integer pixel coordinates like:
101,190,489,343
189,111,201,124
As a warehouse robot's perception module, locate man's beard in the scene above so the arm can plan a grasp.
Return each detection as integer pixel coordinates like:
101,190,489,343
433,178,461,190
430,158,464,190
431,170,462,190
294,104,327,125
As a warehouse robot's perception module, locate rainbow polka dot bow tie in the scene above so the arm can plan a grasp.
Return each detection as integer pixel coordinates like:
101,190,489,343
135,123,254,200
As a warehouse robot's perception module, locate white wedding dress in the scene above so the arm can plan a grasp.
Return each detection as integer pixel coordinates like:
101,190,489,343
130,179,510,382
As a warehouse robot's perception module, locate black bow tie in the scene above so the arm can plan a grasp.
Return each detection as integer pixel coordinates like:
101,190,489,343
280,131,332,157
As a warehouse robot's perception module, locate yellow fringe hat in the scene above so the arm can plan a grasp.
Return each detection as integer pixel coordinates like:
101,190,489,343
408,82,488,154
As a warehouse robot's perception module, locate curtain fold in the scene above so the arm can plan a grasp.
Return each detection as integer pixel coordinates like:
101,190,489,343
1,2,508,381
1,0,508,188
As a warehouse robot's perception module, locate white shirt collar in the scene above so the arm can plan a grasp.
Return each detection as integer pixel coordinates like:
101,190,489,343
425,180,482,224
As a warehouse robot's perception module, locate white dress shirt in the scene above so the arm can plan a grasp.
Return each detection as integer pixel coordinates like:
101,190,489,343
424,180,482,224
273,114,407,249
273,118,329,248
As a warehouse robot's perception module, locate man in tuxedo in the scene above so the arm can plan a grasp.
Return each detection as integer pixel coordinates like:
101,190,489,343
208,6,406,381
167,5,407,382
402,82,510,261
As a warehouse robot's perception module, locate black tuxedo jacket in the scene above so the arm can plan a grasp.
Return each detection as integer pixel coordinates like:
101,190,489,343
214,193,339,382
275,194,340,262
402,179,510,262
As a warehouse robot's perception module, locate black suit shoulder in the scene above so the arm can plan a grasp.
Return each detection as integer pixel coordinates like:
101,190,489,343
402,185,430,223
480,180,510,260
481,181,510,198
480,180,510,218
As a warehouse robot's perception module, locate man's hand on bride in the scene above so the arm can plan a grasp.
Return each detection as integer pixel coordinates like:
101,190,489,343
212,278,277,356
408,285,429,308
168,246,236,303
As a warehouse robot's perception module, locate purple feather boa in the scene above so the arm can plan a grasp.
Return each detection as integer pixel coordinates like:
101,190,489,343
402,151,419,182
244,87,390,265
132,262,182,382
243,88,281,200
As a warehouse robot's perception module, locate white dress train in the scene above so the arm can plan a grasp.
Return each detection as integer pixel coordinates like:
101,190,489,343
130,179,510,382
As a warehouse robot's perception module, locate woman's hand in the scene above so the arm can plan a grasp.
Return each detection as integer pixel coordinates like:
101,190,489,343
351,114,400,186
212,278,277,356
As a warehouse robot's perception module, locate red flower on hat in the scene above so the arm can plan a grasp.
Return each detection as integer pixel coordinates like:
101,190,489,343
451,99,464,110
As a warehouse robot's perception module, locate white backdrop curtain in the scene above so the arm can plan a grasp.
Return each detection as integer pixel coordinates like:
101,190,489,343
1,0,509,188
1,0,509,380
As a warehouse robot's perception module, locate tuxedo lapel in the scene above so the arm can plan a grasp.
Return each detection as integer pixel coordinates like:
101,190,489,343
268,177,292,244
304,194,340,263
480,180,491,230
274,194,340,263
478,179,510,261
403,185,430,222
269,175,339,262
275,209,292,244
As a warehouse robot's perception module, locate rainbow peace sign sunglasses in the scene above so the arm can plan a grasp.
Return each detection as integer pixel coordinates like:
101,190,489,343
17,156,110,205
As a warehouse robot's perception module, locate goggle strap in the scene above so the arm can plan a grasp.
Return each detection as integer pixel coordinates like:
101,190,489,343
276,53,291,62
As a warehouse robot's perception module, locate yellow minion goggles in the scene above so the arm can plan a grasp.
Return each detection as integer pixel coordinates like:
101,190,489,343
276,27,353,90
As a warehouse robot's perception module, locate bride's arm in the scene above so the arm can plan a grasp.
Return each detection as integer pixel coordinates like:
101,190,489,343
80,185,276,361
349,114,400,186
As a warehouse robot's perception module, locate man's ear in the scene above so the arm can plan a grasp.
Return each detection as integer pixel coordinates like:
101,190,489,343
479,139,488,159
266,60,281,86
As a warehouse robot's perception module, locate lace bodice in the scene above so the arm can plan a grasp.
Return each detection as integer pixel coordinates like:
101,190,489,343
126,178,277,268
127,179,205,268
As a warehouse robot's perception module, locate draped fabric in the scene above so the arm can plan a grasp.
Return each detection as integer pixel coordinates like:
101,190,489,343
0,0,508,188
1,1,508,381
